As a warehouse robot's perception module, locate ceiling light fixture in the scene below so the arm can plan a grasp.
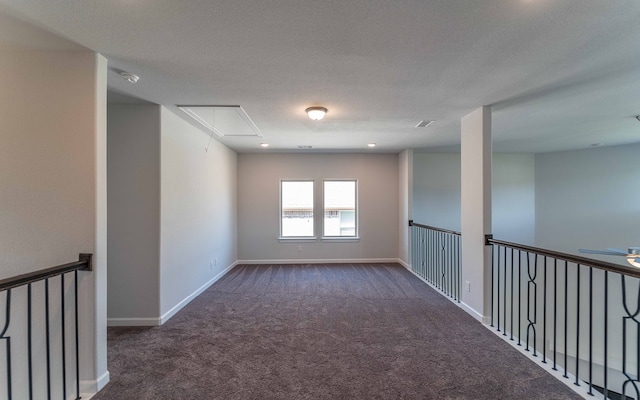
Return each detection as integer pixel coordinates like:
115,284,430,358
119,72,139,83
260,143,269,148
367,143,376,148
305,106,328,121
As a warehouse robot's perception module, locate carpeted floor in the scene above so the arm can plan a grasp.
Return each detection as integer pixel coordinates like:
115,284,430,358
93,263,583,399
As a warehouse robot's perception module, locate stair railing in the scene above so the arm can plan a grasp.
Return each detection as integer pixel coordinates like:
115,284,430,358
486,237,640,400
0,254,92,400
409,220,461,302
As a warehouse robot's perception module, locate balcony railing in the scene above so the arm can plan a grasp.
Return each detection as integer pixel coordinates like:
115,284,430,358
487,237,640,400
409,220,461,302
0,254,92,400
408,219,640,399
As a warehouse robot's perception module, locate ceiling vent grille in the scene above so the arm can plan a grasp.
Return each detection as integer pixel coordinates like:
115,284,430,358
178,105,262,137
415,120,435,128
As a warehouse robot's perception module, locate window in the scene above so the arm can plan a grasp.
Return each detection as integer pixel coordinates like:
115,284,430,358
323,180,357,237
280,180,314,238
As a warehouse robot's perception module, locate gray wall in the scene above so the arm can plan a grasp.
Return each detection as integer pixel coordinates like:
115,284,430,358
535,143,640,261
412,153,535,244
492,154,535,244
160,107,238,317
413,153,462,231
0,48,108,394
237,153,399,261
106,105,238,324
107,104,161,320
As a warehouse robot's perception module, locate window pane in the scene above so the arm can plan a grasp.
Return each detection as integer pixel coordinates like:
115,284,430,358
324,180,356,237
281,181,314,237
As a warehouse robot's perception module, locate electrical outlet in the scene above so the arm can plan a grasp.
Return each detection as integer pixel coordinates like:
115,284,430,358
465,281,471,292
297,245,303,252
209,260,214,270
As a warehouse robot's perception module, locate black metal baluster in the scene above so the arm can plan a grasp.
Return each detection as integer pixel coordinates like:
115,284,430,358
526,252,537,356
416,227,420,277
518,250,522,346
28,284,33,400
491,243,494,327
604,271,608,399
575,264,581,386
503,245,507,336
438,232,442,290
445,234,453,297
45,278,52,400
553,259,558,371
620,275,640,400
74,270,81,400
421,228,424,278
511,248,514,341
429,229,433,284
1,289,12,400
416,227,419,276
589,267,593,396
457,235,461,303
563,261,568,378
425,228,429,281
61,274,67,399
543,257,547,363
497,245,501,332
411,226,420,275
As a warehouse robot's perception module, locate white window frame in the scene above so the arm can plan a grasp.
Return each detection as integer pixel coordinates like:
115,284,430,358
322,179,359,241
279,179,316,241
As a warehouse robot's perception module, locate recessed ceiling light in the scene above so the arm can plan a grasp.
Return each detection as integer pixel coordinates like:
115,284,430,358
305,106,328,121
367,143,376,148
119,72,139,83
260,143,269,148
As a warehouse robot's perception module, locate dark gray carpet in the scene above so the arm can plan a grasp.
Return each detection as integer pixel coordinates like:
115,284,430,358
93,263,583,399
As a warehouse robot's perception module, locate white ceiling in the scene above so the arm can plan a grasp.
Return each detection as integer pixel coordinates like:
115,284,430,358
1,1,639,153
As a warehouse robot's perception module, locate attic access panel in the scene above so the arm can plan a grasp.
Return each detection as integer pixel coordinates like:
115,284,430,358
178,105,262,137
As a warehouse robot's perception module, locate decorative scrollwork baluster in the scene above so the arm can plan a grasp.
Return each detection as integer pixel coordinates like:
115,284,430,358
526,252,537,355
1,289,12,400
621,275,640,400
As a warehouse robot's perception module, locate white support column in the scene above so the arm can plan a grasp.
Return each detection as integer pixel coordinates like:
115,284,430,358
460,106,492,323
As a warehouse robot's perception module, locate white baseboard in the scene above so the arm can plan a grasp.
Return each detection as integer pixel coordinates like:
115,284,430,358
458,301,486,323
107,317,160,327
78,370,110,399
236,258,400,264
159,261,238,324
401,263,489,323
107,261,238,327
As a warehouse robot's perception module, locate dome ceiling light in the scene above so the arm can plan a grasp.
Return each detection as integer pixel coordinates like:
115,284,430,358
305,106,328,121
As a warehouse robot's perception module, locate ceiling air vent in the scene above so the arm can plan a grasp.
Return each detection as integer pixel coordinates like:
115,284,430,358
178,105,262,137
298,145,313,149
414,120,435,128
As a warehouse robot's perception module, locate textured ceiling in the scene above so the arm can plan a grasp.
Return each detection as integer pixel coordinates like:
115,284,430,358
1,1,639,153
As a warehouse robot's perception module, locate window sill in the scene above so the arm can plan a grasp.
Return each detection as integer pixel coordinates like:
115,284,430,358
278,237,317,243
321,237,360,243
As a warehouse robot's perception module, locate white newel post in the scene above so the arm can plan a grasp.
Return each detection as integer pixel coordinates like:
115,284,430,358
460,106,492,323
